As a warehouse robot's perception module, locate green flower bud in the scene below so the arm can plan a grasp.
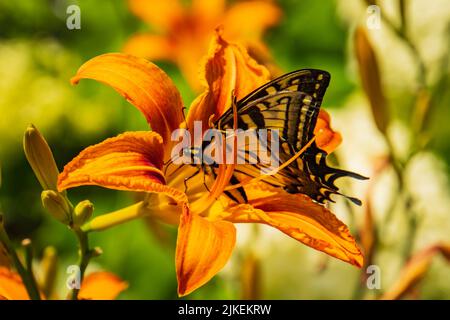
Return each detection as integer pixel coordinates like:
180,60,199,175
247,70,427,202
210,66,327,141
73,200,94,227
24,125,59,191
41,190,72,225
40,246,58,297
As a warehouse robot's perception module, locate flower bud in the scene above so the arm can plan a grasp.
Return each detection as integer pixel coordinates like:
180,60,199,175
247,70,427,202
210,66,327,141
73,200,94,227
23,125,59,191
354,26,389,134
41,190,72,225
39,246,58,298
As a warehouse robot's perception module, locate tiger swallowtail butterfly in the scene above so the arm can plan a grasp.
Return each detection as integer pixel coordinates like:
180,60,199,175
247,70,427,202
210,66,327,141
175,69,367,205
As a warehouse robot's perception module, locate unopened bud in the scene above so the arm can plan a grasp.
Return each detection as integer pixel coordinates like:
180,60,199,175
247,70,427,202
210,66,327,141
41,190,72,225
92,246,103,257
39,246,58,297
24,125,59,191
73,200,94,227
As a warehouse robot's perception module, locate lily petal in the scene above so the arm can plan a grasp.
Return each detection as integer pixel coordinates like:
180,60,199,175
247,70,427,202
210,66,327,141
176,204,236,296
0,267,30,300
187,29,270,132
71,53,184,148
79,272,128,300
123,34,174,61
314,109,342,154
223,1,282,41
58,132,186,203
128,0,184,31
222,184,363,267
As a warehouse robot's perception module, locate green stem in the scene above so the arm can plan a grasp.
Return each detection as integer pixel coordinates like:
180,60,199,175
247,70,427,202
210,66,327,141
22,239,41,298
0,216,41,300
401,195,418,262
70,229,92,300
376,2,427,92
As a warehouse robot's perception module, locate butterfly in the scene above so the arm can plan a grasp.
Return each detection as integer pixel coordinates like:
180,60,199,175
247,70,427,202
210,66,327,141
171,69,367,205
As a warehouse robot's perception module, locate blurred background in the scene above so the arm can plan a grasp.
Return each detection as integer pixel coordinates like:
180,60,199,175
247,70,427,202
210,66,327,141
0,0,449,299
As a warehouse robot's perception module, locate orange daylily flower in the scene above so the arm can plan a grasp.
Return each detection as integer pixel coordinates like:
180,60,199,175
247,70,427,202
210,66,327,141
58,31,362,297
124,0,282,91
0,267,127,300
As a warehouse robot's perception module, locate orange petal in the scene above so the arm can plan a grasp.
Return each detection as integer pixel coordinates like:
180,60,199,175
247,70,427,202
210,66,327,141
176,204,236,296
79,272,128,300
0,267,30,300
71,53,184,148
123,34,174,61
314,109,342,154
223,184,363,267
222,1,282,41
187,29,270,132
128,0,184,31
58,132,187,203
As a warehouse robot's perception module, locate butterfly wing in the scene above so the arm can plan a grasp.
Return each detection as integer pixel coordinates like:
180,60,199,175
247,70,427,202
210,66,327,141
213,69,367,205
216,69,330,149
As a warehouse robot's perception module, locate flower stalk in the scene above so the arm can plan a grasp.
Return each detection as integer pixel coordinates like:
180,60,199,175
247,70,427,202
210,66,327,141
71,229,90,300
22,124,103,300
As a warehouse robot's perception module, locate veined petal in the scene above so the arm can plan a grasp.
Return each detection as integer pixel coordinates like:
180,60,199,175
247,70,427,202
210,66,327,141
71,53,184,147
223,1,282,41
128,0,184,31
123,34,174,61
187,29,270,132
79,272,128,300
0,267,30,300
314,109,342,154
176,204,236,296
222,184,363,267
58,132,186,203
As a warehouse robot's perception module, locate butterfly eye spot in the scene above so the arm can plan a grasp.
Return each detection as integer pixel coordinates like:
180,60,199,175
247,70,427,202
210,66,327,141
317,74,324,81
315,83,320,90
